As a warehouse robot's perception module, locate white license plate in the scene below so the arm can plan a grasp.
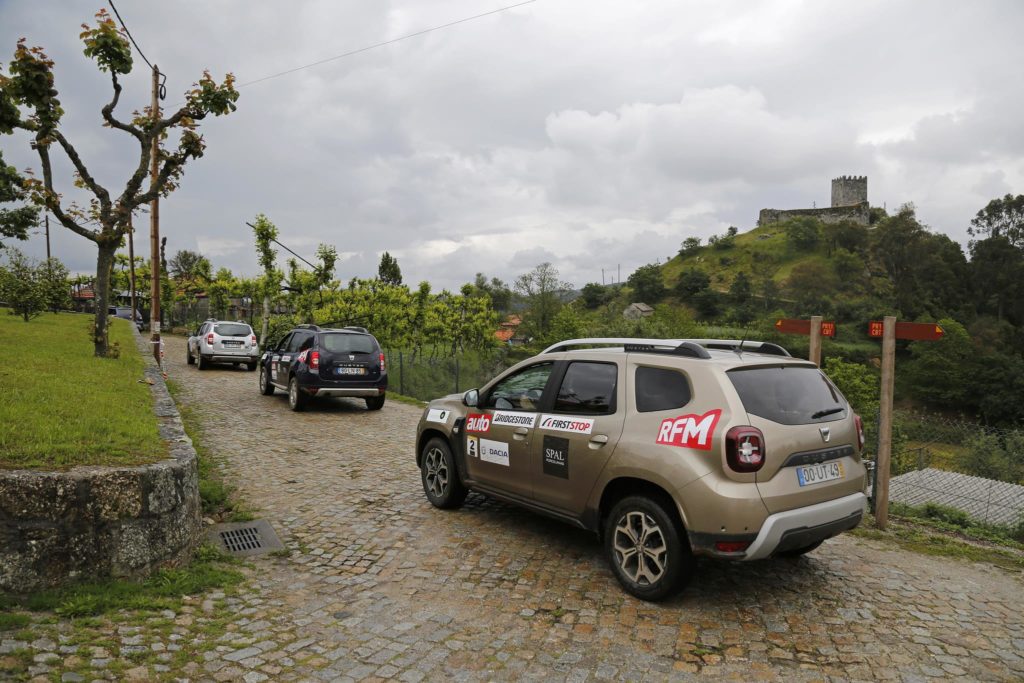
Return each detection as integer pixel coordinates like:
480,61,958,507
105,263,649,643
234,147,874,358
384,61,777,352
797,461,844,486
336,367,365,376
223,341,242,347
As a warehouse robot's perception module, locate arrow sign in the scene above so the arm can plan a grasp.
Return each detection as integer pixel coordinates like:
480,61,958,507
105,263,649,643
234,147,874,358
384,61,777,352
775,318,836,337
868,321,944,341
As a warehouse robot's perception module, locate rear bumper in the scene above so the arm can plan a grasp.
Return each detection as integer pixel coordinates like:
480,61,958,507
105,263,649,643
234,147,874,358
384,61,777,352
743,492,866,560
205,353,258,363
313,387,384,398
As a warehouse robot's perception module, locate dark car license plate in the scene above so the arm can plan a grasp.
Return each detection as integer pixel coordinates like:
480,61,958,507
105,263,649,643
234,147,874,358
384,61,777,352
336,367,365,376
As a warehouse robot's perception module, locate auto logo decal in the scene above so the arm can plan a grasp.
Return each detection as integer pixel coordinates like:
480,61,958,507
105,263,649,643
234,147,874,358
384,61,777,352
819,426,831,443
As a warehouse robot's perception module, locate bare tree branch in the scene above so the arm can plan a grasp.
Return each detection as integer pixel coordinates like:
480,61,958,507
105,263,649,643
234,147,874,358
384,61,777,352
35,137,100,243
100,72,143,142
52,130,110,208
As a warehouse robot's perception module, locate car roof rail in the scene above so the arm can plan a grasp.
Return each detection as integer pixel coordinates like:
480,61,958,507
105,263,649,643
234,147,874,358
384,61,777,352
341,326,368,333
541,338,712,359
294,324,321,331
541,337,791,358
687,339,791,357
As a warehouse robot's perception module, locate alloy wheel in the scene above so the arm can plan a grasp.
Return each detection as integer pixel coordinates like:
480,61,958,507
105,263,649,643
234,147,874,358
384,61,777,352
612,510,668,587
423,446,449,498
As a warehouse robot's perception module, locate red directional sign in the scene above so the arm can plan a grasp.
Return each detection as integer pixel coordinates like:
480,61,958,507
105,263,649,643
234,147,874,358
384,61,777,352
775,318,836,338
868,321,944,341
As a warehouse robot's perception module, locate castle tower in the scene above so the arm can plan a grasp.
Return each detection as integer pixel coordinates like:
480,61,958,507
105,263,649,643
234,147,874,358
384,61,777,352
831,175,867,207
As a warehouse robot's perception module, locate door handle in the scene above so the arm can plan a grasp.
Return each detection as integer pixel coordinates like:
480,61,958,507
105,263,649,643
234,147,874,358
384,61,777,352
513,427,529,441
589,434,609,449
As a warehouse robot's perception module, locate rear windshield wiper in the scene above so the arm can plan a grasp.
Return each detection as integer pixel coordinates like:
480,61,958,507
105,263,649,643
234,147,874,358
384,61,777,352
811,407,844,419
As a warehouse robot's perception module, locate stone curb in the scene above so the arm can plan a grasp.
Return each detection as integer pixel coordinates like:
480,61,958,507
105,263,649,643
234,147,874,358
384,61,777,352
0,322,201,593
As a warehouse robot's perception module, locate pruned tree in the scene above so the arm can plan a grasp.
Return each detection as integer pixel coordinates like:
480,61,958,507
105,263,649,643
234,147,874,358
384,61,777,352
514,262,572,339
251,214,282,343
0,10,238,356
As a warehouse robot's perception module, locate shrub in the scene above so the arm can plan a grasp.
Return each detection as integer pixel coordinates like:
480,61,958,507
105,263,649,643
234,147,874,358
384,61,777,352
921,502,971,528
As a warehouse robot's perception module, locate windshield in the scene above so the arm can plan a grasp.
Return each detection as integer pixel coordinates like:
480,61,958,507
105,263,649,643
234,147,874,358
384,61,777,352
727,365,847,425
321,333,376,354
214,323,251,337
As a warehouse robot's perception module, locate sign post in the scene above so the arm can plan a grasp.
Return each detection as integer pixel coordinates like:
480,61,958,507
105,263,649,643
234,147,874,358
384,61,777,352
774,317,836,366
868,318,943,529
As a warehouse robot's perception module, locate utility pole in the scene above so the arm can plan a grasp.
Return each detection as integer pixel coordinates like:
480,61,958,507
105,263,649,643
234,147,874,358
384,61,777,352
808,315,823,366
128,215,137,328
44,214,51,262
148,64,162,366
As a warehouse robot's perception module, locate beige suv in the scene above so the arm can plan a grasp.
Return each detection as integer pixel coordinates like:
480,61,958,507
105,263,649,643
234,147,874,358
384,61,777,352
415,338,868,601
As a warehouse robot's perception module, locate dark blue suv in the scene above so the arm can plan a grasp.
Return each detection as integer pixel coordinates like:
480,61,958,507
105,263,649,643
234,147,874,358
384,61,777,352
258,324,388,411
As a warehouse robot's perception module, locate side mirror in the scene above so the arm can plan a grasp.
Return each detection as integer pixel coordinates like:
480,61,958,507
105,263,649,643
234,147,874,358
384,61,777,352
462,389,479,407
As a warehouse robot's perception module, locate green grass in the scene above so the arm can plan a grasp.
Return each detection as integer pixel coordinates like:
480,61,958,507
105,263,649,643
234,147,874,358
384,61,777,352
3,545,244,617
0,311,165,468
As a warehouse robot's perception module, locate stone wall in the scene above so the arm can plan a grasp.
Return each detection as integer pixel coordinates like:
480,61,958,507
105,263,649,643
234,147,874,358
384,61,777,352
0,329,201,593
758,202,870,227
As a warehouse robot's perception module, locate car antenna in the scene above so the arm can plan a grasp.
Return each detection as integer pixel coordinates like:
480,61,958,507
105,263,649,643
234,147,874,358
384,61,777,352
736,325,751,355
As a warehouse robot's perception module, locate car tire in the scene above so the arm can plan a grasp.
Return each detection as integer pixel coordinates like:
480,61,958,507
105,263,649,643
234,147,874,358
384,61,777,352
777,540,824,558
288,376,307,411
259,366,274,396
365,394,386,411
604,495,693,602
186,347,195,365
420,438,467,509
247,361,257,371
197,354,209,370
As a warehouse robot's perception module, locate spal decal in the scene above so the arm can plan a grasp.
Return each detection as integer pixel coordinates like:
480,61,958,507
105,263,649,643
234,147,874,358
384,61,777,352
426,408,451,424
491,411,538,428
656,409,723,451
542,435,569,479
480,439,509,466
538,414,595,435
465,413,491,433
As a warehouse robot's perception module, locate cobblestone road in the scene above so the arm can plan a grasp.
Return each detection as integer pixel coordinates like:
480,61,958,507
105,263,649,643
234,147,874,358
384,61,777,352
157,335,1024,683
11,334,1020,683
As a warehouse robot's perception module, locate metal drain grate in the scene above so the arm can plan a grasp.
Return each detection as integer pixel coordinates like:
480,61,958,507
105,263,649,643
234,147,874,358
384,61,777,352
207,519,284,557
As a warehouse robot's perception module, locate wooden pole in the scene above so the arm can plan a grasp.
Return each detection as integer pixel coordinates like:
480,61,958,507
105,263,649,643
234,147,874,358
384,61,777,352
128,215,137,328
44,214,51,262
808,315,822,366
149,65,161,365
874,315,897,529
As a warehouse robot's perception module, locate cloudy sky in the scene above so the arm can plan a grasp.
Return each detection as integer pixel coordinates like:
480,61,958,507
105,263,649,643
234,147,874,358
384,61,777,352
2,0,1022,290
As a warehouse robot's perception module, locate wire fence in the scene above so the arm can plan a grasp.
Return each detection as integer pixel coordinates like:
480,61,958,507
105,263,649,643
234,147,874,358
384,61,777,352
871,413,1024,531
384,348,514,403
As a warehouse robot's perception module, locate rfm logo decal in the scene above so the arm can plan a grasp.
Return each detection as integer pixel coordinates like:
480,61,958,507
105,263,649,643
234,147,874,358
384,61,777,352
465,413,491,433
655,409,722,451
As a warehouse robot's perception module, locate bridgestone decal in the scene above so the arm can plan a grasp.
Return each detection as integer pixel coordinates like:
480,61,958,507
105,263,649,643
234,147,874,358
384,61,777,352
538,414,595,435
426,408,451,424
480,439,509,466
491,411,538,428
655,409,722,451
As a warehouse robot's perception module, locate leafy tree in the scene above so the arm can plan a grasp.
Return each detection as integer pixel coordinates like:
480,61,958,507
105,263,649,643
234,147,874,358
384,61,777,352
0,249,45,320
514,262,572,339
251,214,282,343
679,236,701,256
785,261,836,314
902,318,973,409
546,305,585,345
691,289,721,319
471,273,513,312
207,267,235,320
0,10,238,355
169,250,211,328
580,282,610,309
0,149,38,247
729,272,752,305
627,263,665,303
824,358,878,417
832,248,865,286
822,220,868,256
784,217,821,251
970,235,1024,324
675,269,710,298
968,193,1024,248
39,257,70,313
377,251,402,285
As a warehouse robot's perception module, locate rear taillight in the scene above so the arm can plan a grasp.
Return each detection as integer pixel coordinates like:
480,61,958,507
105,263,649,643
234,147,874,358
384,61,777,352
206,333,214,346
310,350,319,370
379,352,386,372
251,334,257,346
854,414,865,451
725,426,765,473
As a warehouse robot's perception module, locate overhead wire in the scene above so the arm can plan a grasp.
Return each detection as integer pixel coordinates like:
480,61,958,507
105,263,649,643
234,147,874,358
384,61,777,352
237,0,537,88
107,0,166,99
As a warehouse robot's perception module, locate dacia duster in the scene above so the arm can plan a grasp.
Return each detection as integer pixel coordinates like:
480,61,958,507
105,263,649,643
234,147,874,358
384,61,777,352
414,338,867,601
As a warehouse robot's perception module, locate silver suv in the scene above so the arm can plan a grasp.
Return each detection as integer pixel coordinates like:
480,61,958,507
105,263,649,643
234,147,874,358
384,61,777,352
415,337,868,601
187,320,259,371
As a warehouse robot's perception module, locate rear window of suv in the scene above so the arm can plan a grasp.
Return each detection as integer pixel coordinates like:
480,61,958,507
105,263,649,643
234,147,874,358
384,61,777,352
727,365,847,425
321,333,376,354
214,323,251,337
